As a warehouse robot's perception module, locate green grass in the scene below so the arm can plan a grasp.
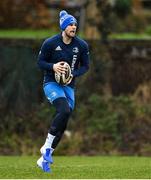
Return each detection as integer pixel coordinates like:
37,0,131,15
110,33,151,40
0,156,151,179
1,29,151,40
0,29,84,39
0,29,58,39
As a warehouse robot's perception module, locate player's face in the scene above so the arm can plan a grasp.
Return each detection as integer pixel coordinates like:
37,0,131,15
64,23,77,38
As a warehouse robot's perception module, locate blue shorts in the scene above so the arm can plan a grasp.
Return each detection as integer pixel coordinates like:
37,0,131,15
43,82,75,110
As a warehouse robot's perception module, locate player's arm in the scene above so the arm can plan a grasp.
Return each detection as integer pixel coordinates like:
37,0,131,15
37,40,54,71
37,40,67,74
72,43,90,77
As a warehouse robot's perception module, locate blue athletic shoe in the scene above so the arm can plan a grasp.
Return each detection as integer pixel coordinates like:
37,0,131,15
37,156,51,173
40,146,53,164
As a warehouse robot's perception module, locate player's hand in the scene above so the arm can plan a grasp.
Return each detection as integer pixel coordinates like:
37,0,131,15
53,61,67,74
65,74,73,85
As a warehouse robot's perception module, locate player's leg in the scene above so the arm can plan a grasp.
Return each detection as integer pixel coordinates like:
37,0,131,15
50,97,72,149
43,83,75,150
37,82,72,172
42,82,71,151
63,85,75,110
40,98,71,162
37,82,65,172
51,85,75,149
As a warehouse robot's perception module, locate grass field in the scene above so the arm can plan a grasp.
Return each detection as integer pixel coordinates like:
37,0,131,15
0,29,151,40
0,156,151,179
110,33,151,40
0,29,57,39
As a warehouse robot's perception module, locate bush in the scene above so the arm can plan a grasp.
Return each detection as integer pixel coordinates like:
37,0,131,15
114,0,132,18
1,38,151,156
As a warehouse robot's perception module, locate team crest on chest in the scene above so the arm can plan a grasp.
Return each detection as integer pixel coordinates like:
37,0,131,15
72,47,79,53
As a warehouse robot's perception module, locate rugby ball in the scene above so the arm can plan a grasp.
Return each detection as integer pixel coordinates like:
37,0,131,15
55,62,71,85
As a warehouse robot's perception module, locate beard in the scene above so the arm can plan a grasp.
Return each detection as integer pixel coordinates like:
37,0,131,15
64,30,76,38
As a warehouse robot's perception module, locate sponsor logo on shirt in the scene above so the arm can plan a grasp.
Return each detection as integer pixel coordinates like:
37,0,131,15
71,54,77,71
55,46,62,51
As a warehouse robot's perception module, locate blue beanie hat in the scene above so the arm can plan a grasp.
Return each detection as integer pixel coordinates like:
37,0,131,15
59,10,77,30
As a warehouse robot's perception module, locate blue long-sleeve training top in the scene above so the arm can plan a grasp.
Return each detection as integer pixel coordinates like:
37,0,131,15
37,33,90,88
